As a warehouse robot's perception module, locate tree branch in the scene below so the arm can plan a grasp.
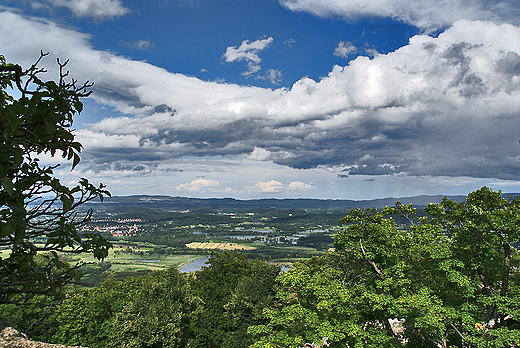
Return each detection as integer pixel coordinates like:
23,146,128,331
359,239,383,278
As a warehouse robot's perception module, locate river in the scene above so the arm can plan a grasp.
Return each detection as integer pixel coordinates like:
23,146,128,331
179,256,291,273
179,256,210,273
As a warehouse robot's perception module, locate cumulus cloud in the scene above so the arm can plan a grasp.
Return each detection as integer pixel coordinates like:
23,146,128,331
278,0,520,32
176,179,220,192
288,181,316,190
223,37,274,76
247,180,284,193
284,38,296,47
249,147,271,161
334,41,357,58
258,69,283,84
49,0,129,19
2,11,520,182
246,180,316,193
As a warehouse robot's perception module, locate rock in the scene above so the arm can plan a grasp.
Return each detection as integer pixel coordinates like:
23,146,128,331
0,319,84,348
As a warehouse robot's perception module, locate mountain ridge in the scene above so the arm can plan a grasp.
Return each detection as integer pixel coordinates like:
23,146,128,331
83,193,520,211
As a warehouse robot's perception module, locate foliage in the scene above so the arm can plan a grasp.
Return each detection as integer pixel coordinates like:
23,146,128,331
0,290,64,342
51,252,280,348
0,53,111,303
52,274,147,347
107,267,200,348
190,251,281,348
250,187,520,348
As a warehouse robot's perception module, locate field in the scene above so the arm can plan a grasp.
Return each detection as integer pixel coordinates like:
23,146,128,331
92,243,204,271
185,242,256,251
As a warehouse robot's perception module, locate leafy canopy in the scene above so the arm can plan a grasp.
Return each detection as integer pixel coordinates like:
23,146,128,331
0,53,111,303
250,187,520,348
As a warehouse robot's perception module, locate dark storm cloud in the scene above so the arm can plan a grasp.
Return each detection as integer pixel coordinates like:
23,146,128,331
495,52,520,77
92,84,147,109
441,42,487,97
44,18,518,181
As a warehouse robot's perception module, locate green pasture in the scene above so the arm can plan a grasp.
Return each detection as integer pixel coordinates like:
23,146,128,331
71,245,204,274
0,245,204,275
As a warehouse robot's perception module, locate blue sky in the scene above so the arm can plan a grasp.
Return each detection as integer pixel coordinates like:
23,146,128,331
66,0,417,89
1,0,520,200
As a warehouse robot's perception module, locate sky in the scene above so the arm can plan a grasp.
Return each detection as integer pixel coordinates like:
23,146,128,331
1,0,520,200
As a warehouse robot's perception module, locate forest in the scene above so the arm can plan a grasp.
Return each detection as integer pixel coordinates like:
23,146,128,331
1,55,519,347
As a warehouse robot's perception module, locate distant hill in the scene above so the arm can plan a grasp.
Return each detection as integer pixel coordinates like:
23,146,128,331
83,193,503,211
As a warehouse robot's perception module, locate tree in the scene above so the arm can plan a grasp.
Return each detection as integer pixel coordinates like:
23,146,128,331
108,268,200,348
250,187,520,348
0,53,111,303
190,251,281,348
53,274,158,348
424,187,520,347
221,258,281,347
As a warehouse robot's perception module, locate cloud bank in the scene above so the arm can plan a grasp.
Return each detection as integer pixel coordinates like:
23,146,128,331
1,10,520,186
278,0,520,32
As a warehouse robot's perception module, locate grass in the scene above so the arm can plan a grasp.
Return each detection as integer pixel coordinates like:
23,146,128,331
0,243,205,274
78,250,204,273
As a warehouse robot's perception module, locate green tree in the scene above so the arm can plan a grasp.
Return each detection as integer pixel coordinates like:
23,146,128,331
0,291,65,341
52,275,146,348
190,251,280,348
222,258,281,347
190,251,251,347
424,187,520,347
108,268,200,348
0,53,111,303
250,187,520,348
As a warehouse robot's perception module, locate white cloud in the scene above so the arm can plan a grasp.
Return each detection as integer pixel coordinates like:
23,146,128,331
223,37,274,76
245,180,315,193
258,69,283,84
359,154,374,162
31,2,53,12
2,11,520,183
284,38,296,46
249,147,271,161
176,179,220,192
334,41,357,58
288,181,316,190
50,0,129,19
278,0,520,32
247,180,284,193
363,47,379,57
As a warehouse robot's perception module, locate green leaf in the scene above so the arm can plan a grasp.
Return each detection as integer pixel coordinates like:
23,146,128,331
1,177,14,196
13,224,25,247
72,152,80,170
61,195,73,213
74,101,83,113
0,219,15,238
45,122,55,134
5,113,19,132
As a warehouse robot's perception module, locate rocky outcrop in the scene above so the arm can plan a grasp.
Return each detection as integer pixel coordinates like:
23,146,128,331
0,320,84,348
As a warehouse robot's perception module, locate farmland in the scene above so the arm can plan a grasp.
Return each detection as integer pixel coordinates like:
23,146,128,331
66,204,347,286
185,242,256,250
